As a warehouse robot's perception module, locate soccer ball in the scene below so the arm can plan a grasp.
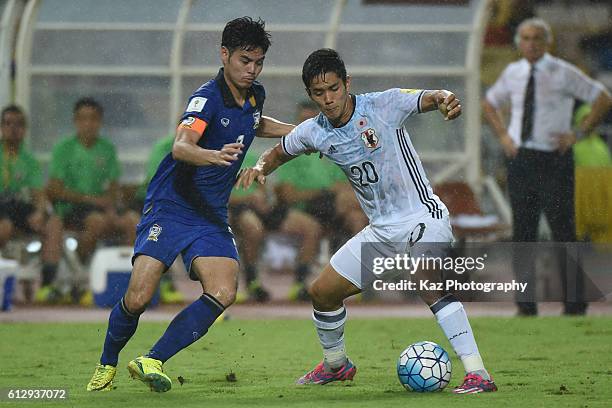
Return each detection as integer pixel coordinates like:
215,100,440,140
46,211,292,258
397,341,452,392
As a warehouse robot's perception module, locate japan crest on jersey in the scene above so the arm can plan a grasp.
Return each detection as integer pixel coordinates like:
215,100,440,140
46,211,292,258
360,128,379,148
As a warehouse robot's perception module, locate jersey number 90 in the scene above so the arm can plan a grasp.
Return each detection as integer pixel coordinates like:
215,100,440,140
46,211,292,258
350,161,379,187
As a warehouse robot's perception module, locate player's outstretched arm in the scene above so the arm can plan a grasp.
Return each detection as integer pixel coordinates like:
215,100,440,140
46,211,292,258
257,116,296,138
236,143,294,189
420,90,462,120
173,127,243,166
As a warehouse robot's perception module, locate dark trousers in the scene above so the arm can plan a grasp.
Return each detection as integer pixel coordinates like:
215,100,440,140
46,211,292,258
507,148,586,314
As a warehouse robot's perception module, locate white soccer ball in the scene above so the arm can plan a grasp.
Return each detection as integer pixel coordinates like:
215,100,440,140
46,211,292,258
397,341,452,392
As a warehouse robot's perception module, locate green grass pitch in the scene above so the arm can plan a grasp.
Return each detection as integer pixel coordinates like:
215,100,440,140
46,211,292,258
1,317,611,407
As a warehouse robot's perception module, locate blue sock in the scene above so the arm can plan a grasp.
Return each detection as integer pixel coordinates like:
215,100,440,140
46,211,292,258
147,294,224,363
100,298,140,366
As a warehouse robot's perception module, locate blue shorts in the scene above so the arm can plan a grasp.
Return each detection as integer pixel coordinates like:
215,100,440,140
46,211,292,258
133,214,239,280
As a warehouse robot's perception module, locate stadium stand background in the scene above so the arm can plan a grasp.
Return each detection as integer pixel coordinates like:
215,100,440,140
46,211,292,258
0,0,611,303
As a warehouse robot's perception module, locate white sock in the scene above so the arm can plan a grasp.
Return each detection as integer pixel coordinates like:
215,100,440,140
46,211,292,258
431,294,490,380
312,306,348,370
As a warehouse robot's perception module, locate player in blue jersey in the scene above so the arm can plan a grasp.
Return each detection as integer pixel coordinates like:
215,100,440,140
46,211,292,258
86,17,295,393
238,49,497,394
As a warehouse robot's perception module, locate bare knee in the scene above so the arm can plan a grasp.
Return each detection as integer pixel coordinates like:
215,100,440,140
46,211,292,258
194,258,239,308
46,215,63,232
124,274,160,312
118,211,139,232
343,210,368,234
123,257,165,313
299,212,322,238
283,211,321,236
205,285,237,308
309,264,361,311
308,280,344,311
83,212,108,235
238,210,264,241
123,288,152,314
0,219,15,245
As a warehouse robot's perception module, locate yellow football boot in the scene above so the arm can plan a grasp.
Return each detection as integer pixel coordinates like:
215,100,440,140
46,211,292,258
86,363,116,391
127,356,172,392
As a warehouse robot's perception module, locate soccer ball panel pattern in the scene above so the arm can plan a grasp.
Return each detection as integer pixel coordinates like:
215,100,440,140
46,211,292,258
397,341,452,392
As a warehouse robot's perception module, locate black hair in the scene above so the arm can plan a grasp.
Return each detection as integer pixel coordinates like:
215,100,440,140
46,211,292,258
221,17,271,54
1,104,26,124
302,48,347,90
74,97,103,116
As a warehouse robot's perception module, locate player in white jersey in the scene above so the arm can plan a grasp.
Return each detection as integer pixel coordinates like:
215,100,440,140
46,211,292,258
237,49,497,394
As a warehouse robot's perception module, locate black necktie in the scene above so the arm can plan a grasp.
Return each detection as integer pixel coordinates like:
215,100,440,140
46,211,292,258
521,66,535,143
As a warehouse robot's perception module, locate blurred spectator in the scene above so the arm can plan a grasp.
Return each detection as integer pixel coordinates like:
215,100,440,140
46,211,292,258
229,149,275,302
231,155,323,301
483,18,612,316
0,105,63,303
134,134,174,208
231,120,335,302
481,1,537,183
573,103,612,167
46,98,139,268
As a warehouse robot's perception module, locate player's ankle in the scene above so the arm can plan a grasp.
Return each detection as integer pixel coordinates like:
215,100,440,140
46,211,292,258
324,357,348,372
468,369,491,381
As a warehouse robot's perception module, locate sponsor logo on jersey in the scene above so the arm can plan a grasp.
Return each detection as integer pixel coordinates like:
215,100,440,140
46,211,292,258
186,97,207,112
147,224,162,242
361,128,379,148
252,111,261,129
327,144,338,155
221,118,230,127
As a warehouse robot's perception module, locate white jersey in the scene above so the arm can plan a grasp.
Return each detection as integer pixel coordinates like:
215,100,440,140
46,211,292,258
282,88,447,227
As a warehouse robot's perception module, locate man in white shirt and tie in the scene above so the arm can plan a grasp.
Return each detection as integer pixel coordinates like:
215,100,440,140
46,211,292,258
483,18,612,316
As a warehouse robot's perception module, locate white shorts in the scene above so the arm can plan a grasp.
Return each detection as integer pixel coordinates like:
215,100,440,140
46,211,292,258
329,212,453,289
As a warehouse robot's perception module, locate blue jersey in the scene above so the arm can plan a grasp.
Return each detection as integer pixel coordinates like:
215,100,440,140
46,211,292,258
143,68,265,229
